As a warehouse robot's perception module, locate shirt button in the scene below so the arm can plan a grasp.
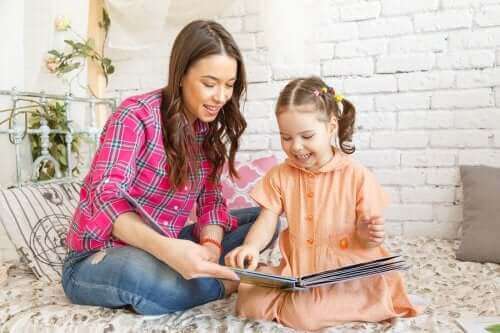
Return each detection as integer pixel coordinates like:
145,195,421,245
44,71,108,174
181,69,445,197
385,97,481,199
104,179,109,184
174,206,179,210
308,174,314,178
307,239,314,245
184,186,188,191
339,238,349,249
306,214,313,221
307,192,314,198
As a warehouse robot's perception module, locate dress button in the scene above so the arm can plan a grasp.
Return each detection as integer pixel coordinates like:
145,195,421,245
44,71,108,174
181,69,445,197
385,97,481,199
307,192,314,198
174,206,179,210
339,238,349,250
184,186,188,191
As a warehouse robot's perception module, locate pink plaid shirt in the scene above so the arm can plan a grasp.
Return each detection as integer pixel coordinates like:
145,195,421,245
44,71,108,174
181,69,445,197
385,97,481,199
67,89,237,252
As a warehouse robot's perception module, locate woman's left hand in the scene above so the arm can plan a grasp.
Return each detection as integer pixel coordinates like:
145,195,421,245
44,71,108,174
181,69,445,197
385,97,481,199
356,216,385,247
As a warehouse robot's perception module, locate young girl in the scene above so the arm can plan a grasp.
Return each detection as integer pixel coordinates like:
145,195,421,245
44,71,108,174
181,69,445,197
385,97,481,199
225,76,421,330
62,20,273,315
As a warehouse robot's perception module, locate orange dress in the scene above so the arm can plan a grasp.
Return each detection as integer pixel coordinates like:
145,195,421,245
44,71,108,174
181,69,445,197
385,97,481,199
236,151,421,331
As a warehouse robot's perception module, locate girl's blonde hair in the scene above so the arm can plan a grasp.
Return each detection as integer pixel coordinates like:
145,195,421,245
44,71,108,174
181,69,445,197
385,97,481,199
276,76,356,154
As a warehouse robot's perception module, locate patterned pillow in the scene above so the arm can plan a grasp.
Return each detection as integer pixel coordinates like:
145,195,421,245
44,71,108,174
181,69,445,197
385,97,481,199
221,155,279,209
0,181,81,282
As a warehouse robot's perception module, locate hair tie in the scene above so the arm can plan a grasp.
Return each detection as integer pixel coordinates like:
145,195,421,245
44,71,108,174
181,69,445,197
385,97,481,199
312,86,345,103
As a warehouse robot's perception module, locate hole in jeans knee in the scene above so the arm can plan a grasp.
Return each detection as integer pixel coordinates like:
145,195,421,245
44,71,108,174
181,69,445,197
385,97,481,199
90,250,106,265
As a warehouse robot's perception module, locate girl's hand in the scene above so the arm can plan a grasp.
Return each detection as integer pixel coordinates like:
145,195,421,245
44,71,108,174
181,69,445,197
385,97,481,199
225,244,260,270
158,238,239,281
356,216,385,248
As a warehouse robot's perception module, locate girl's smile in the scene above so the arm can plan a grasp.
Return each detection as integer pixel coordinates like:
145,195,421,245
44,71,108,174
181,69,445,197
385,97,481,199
277,105,337,171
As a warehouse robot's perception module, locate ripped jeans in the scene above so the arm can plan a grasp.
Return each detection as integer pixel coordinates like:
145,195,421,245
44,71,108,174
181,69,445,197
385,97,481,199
62,207,275,315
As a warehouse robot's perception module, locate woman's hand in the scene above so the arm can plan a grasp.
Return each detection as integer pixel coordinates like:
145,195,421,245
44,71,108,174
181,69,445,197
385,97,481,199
158,238,238,281
356,216,385,248
201,242,221,263
112,212,237,280
225,244,260,270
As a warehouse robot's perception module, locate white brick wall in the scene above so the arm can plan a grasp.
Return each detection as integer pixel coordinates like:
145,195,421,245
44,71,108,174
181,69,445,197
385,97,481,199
2,0,500,259
380,0,439,16
414,10,473,32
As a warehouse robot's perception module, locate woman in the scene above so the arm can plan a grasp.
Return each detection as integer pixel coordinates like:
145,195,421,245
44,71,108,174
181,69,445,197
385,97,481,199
62,20,270,315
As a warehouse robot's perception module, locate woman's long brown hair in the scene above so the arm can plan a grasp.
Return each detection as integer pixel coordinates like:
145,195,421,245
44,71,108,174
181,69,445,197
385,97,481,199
161,20,247,188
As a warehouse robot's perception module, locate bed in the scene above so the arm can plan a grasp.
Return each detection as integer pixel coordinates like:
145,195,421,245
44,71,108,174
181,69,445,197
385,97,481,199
0,235,498,332
0,90,498,332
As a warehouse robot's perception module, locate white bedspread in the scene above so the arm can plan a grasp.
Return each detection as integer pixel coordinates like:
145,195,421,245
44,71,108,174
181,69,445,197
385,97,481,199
0,236,498,332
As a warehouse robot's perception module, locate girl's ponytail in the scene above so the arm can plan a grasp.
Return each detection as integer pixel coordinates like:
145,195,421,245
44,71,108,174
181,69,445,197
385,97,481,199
337,98,356,154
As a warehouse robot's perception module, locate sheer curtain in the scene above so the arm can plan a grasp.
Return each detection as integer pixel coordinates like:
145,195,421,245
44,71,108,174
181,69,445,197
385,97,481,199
104,0,319,67
104,0,233,49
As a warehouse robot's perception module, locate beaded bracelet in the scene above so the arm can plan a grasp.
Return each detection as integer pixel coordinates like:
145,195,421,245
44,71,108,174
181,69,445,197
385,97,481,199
200,238,222,253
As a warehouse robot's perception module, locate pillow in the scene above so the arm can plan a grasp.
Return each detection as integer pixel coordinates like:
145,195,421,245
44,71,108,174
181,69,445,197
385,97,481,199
184,155,279,224
222,155,279,209
0,181,82,282
456,165,500,263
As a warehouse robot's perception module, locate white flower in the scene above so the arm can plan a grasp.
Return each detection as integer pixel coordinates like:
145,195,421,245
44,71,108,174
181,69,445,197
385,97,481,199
54,16,71,32
44,55,59,73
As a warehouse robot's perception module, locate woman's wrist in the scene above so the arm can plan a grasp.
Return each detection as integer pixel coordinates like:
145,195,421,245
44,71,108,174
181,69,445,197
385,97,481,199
200,237,222,253
146,232,174,258
200,224,224,243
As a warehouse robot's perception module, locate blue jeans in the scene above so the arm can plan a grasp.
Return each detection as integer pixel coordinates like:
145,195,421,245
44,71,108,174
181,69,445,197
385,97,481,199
62,207,273,315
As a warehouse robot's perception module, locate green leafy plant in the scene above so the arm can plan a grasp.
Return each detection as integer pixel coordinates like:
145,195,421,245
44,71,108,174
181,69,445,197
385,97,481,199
45,9,114,90
47,39,114,85
486,324,500,333
29,102,84,181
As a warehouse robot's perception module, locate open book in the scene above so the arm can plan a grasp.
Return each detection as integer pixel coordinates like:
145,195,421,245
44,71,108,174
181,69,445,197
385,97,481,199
231,255,407,291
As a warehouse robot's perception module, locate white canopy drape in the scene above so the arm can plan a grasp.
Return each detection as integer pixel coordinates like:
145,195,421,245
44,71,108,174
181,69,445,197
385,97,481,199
104,0,319,67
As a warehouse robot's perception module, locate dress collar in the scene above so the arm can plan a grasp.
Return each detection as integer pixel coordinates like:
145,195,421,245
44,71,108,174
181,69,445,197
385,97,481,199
285,148,350,174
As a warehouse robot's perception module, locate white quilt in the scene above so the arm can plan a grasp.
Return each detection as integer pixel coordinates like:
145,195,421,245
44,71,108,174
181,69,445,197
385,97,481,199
0,236,498,332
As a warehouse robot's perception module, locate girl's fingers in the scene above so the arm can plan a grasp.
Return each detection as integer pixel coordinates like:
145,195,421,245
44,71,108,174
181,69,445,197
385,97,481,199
224,254,232,267
369,225,384,232
236,251,250,269
369,216,384,224
370,231,385,238
225,251,237,267
247,256,258,271
361,216,383,226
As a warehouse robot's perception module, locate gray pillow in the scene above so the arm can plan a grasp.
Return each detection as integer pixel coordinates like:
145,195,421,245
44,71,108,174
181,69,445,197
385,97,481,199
0,181,81,281
456,165,500,263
